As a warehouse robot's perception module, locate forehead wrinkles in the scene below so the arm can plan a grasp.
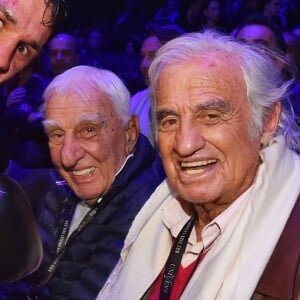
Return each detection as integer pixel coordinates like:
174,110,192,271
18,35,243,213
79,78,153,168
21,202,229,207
188,76,242,100
156,56,245,105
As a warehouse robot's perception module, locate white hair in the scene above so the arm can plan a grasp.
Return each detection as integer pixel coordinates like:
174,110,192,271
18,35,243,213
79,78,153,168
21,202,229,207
148,30,300,152
41,65,131,125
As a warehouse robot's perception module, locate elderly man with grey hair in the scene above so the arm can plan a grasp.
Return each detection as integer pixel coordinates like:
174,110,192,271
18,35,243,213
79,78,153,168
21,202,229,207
98,29,300,300
0,65,165,299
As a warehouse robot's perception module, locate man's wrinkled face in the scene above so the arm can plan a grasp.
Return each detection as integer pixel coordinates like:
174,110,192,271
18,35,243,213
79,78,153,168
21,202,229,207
0,0,52,83
155,53,262,208
44,89,131,206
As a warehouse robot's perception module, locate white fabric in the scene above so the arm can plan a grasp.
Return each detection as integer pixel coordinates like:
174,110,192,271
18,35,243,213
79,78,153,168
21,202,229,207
161,184,250,267
130,88,154,145
97,136,300,300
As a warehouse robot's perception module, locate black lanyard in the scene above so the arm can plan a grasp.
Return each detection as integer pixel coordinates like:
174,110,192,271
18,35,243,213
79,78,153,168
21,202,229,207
41,197,103,284
159,212,198,300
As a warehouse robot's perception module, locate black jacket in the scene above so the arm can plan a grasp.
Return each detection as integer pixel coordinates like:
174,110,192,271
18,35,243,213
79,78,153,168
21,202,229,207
0,134,165,300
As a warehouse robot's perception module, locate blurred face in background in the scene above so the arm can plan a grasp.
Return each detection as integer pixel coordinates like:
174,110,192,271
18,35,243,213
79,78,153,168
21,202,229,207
236,24,278,50
204,0,222,24
0,0,52,83
48,33,79,76
140,35,162,85
264,0,281,18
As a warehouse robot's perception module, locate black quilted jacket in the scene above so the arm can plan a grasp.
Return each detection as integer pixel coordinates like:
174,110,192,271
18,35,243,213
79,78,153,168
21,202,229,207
0,134,165,300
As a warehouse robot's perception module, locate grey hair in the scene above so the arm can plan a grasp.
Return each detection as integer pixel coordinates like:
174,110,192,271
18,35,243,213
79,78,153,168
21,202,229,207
41,65,131,125
148,29,300,152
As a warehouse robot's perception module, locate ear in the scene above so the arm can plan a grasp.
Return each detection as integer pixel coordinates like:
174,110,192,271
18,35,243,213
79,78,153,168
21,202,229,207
125,115,139,154
260,101,281,147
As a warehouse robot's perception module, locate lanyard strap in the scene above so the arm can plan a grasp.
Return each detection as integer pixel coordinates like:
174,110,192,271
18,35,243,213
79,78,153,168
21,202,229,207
41,198,102,284
159,213,198,300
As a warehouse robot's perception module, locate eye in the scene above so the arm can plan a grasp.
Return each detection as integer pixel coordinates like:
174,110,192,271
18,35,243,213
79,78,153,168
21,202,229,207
198,110,223,125
17,42,30,57
79,125,100,138
158,116,179,132
47,131,64,145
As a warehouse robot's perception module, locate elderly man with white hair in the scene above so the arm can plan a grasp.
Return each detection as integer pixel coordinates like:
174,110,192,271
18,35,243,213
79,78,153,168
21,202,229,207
98,29,300,300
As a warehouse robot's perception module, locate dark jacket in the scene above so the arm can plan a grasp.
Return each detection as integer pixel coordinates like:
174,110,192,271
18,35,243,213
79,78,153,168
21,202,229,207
0,134,165,300
252,196,300,300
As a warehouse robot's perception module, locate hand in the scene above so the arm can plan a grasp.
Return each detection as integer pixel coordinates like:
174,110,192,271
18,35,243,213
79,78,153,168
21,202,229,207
6,87,27,107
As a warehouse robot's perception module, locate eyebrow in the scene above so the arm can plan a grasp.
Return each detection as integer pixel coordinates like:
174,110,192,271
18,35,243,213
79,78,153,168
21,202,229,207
193,99,230,111
0,6,17,24
156,108,178,123
42,119,59,129
156,99,230,120
43,115,103,129
0,6,41,52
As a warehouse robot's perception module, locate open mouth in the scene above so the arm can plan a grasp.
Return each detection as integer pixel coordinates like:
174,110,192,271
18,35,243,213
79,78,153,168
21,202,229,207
180,159,217,174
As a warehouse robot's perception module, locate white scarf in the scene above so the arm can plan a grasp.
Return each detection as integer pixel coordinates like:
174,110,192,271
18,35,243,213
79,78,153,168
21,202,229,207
98,136,300,300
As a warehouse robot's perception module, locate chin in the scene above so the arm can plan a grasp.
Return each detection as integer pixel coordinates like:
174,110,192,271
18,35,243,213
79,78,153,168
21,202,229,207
83,198,98,206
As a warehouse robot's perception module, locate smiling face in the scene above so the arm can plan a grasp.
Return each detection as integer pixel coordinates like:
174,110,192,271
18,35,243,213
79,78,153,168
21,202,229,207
0,0,52,83
44,89,137,206
155,52,264,212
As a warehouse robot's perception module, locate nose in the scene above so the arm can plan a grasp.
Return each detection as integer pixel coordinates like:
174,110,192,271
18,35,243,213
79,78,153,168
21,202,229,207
0,39,15,73
56,51,64,61
174,118,206,157
140,56,151,70
60,134,85,169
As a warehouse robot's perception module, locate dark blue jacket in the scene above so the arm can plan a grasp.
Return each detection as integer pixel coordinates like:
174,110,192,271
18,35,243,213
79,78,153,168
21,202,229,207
0,134,165,300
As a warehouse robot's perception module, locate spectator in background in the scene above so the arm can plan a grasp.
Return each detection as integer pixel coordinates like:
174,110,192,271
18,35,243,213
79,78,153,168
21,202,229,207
199,0,228,32
281,0,300,30
47,33,80,78
152,0,182,26
0,66,165,299
130,24,185,145
284,30,300,73
261,0,284,29
183,0,230,32
234,14,287,55
98,29,300,300
115,37,145,94
113,0,147,37
80,28,118,73
183,0,204,31
2,57,52,173
283,30,300,124
229,0,262,30
234,14,300,126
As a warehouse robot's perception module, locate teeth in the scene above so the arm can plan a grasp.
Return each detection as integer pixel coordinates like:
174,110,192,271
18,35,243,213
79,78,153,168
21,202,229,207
181,159,216,168
184,169,206,175
73,167,95,176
